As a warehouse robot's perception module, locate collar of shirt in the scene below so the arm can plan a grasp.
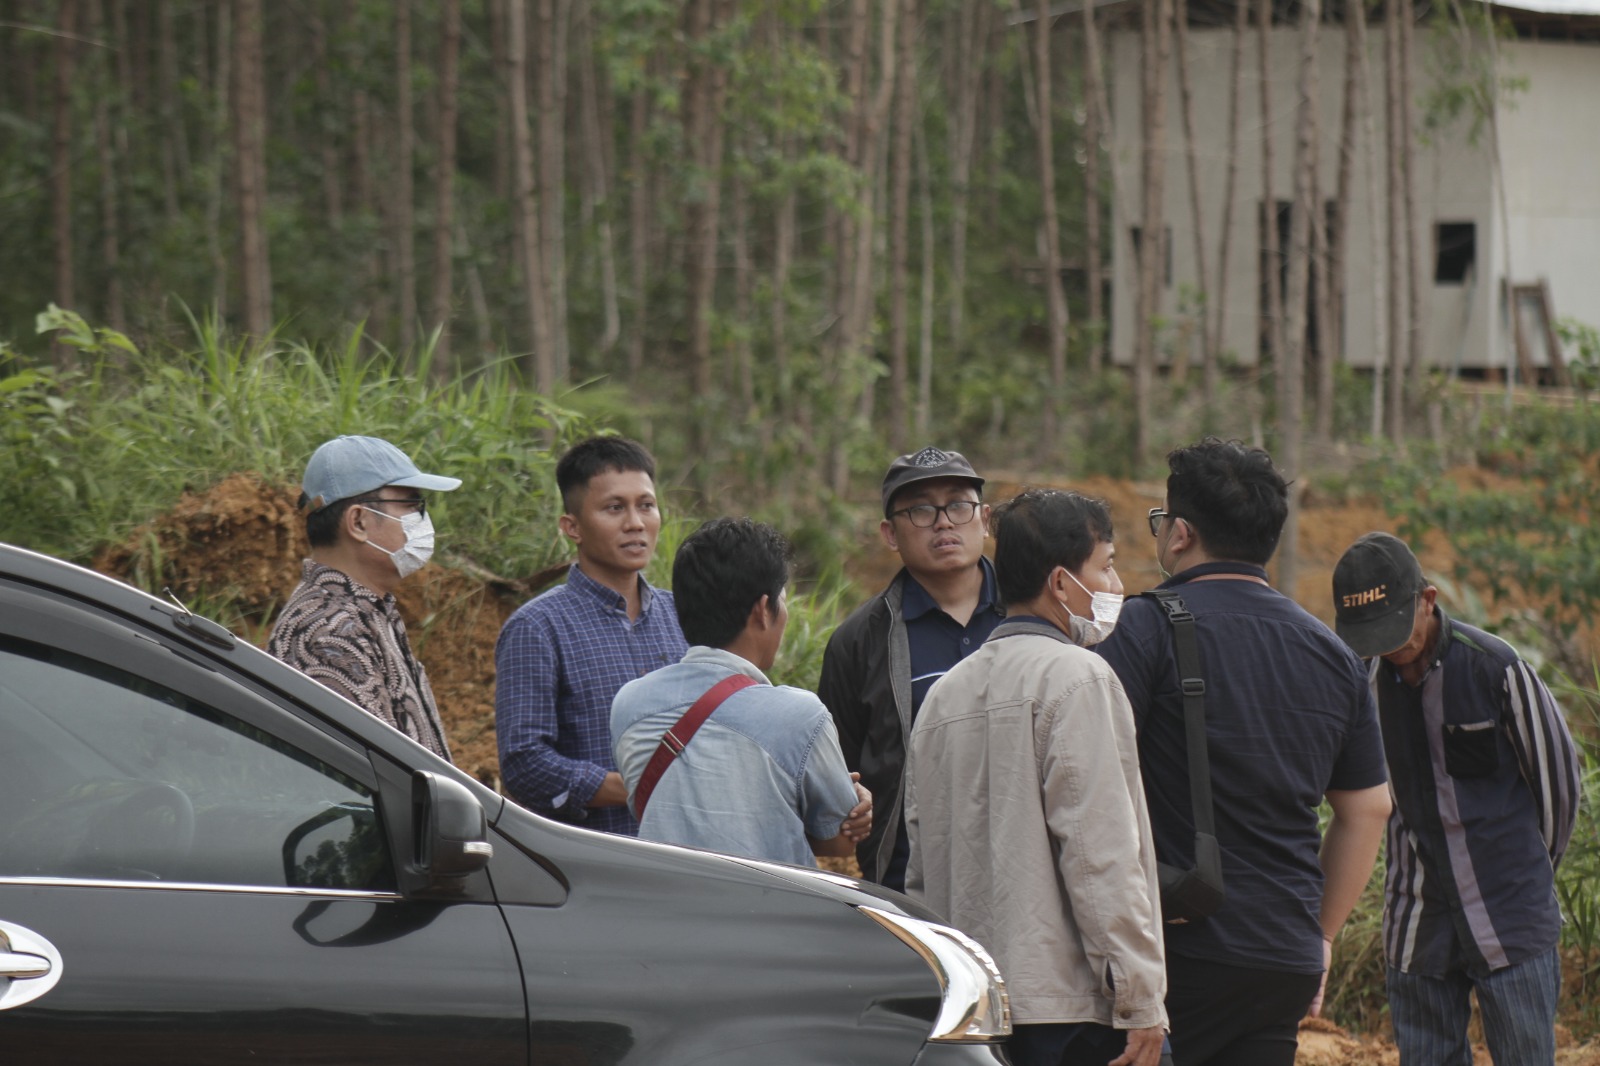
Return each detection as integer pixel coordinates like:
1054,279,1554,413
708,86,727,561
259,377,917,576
681,645,773,686
565,560,660,617
1163,560,1271,587
302,559,394,607
900,555,1000,623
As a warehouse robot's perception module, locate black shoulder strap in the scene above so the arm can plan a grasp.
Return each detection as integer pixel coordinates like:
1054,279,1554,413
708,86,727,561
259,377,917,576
1145,589,1216,842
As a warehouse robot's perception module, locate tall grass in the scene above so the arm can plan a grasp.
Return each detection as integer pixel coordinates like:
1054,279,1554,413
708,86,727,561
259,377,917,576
2,308,592,579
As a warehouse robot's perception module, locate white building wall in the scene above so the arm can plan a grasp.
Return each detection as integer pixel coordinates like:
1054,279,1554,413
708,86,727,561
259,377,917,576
1107,22,1594,373
1495,38,1600,369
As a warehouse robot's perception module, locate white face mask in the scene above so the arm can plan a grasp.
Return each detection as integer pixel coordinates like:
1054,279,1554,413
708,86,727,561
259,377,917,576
1060,567,1123,646
364,507,435,579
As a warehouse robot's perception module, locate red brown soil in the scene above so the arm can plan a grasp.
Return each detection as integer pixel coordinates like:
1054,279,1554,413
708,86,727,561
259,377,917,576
93,472,1600,1065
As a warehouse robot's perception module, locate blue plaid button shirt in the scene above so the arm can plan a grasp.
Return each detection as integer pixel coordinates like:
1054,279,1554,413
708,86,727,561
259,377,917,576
495,563,687,835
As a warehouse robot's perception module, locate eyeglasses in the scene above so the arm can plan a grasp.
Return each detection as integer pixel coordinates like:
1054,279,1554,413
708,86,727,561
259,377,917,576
355,495,427,518
890,500,980,528
1147,507,1170,537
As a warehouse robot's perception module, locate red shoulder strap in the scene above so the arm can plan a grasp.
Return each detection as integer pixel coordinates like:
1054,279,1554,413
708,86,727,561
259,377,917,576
631,673,759,821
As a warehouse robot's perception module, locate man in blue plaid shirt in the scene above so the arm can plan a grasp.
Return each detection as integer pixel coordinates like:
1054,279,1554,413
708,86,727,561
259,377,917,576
495,437,687,835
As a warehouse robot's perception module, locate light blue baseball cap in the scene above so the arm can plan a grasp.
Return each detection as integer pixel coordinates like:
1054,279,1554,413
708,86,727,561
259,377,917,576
301,435,462,512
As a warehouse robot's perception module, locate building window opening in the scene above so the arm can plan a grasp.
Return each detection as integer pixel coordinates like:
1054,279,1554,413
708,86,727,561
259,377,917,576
1435,222,1476,284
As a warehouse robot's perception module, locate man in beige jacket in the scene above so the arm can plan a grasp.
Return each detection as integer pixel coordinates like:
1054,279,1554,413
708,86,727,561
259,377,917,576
906,489,1166,1066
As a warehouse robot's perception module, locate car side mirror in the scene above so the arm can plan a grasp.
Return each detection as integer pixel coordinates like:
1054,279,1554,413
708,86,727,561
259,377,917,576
411,771,493,883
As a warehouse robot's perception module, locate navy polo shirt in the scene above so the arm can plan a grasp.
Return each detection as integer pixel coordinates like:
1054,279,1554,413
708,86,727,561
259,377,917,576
1095,562,1388,974
884,556,1005,890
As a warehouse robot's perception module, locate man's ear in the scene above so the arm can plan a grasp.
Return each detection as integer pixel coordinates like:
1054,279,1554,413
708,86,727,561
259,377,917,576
558,513,580,543
344,503,372,544
879,518,899,553
747,594,774,632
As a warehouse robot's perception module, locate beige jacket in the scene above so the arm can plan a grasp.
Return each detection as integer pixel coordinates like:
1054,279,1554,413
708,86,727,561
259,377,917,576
905,620,1167,1030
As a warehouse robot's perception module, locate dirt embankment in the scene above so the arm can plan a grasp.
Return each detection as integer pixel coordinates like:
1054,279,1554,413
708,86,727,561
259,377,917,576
94,472,1599,1066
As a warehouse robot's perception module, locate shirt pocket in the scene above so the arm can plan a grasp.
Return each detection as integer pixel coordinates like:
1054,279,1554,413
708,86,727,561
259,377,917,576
1442,719,1499,778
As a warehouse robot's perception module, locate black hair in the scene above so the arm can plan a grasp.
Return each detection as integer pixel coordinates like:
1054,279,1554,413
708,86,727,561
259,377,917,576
304,493,358,548
672,517,791,649
991,489,1114,607
556,436,657,512
1164,436,1288,565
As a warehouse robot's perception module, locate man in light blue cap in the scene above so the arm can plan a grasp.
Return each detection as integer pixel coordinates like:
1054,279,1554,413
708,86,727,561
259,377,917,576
269,435,461,760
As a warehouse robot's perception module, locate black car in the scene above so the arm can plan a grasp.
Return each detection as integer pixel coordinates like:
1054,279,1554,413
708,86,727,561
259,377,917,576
0,542,1011,1065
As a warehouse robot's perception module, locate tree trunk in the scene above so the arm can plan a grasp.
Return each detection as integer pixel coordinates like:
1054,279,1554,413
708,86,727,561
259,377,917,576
1384,0,1406,440
576,1,620,359
52,0,78,337
158,0,186,221
394,1,417,351
1082,0,1105,373
1036,0,1068,450
1172,0,1208,381
507,0,554,390
430,0,462,370
309,8,344,228
627,86,649,380
772,129,797,420
1400,0,1426,393
731,160,755,416
887,0,918,452
1258,0,1282,387
233,0,271,338
206,2,231,319
1133,0,1172,471
1322,0,1365,444
89,0,124,332
1279,0,1321,603
489,0,510,205
916,115,935,439
682,0,732,479
947,0,988,353
1208,0,1249,409
536,0,570,381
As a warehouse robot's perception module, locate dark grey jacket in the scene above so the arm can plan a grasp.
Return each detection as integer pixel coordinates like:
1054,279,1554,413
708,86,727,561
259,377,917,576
818,571,913,883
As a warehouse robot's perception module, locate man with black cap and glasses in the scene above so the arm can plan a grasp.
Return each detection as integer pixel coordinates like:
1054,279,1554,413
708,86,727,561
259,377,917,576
270,435,461,761
819,446,1005,890
1333,531,1581,1066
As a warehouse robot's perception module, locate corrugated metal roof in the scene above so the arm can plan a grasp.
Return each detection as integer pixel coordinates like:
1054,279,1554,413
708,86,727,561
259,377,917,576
1492,0,1600,14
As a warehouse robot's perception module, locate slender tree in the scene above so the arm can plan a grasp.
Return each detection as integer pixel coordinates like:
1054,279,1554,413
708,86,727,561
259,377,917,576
1258,0,1283,387
1207,0,1249,407
1082,0,1109,373
1133,0,1172,470
536,0,571,381
232,0,271,338
506,0,554,390
52,0,79,343
430,0,462,368
1171,0,1208,380
887,0,918,451
1280,0,1322,602
1035,0,1068,450
395,1,417,350
1385,0,1406,439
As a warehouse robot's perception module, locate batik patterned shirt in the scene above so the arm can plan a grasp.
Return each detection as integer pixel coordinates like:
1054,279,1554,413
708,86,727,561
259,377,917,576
268,560,451,760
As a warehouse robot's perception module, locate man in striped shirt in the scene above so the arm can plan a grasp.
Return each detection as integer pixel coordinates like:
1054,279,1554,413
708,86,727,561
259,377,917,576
1334,532,1581,1066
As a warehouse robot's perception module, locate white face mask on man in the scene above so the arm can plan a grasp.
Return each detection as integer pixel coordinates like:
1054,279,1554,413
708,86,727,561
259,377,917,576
1058,567,1124,646
364,507,436,579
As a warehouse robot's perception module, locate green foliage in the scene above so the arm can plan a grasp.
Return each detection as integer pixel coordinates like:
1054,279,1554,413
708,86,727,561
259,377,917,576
1371,391,1600,647
1558,317,1600,392
1420,2,1527,148
1552,667,1600,1032
3,308,593,584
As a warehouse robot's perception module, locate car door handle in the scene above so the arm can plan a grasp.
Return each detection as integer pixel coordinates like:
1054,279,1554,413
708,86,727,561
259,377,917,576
0,921,64,1010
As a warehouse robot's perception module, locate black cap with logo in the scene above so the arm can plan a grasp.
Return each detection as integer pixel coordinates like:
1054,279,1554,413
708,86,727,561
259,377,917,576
880,446,985,517
1332,532,1425,658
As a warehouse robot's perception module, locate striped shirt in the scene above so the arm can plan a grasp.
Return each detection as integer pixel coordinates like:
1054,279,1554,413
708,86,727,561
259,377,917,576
495,563,687,835
268,560,451,760
1375,608,1581,977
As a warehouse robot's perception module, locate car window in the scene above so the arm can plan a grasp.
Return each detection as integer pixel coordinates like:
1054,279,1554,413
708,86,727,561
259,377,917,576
0,634,393,891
